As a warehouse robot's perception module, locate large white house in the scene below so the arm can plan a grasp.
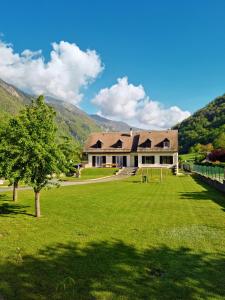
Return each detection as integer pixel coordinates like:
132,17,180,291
84,129,178,169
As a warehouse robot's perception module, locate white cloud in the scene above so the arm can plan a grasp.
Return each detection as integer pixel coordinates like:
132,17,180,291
92,77,191,129
137,101,191,129
0,40,103,103
92,77,145,119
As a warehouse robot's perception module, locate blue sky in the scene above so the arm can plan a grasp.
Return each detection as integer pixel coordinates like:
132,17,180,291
0,0,225,128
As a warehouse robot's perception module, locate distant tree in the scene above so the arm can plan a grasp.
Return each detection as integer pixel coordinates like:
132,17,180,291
189,143,214,155
59,136,81,176
0,117,28,201
213,132,225,149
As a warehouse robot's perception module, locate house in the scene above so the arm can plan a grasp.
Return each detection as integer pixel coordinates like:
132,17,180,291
84,128,178,169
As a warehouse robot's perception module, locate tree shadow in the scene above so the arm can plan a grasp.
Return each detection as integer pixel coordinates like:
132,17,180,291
0,194,32,217
0,240,224,300
180,175,225,212
0,194,11,201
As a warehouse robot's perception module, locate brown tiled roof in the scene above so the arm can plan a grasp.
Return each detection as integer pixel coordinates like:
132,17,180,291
84,130,178,153
137,130,178,152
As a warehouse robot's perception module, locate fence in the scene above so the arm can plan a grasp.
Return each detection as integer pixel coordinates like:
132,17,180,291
182,163,225,183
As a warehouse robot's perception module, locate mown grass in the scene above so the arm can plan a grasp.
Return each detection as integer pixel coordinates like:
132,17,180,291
60,167,119,181
0,171,225,299
179,153,203,162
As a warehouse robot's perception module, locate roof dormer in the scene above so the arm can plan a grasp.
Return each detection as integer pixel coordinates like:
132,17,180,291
95,140,103,148
112,139,123,148
139,138,151,148
163,138,170,148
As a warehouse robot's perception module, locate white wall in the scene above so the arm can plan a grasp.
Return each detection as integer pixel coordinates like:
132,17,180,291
137,153,178,168
87,153,178,168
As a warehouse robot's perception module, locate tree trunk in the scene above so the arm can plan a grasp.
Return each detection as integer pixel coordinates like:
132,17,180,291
13,181,18,202
35,191,41,217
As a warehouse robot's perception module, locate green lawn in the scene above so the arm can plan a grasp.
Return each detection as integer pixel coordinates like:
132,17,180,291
179,153,202,162
60,167,119,181
0,171,225,299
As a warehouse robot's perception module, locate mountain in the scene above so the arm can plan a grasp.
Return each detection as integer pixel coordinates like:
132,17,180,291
174,94,225,153
0,79,31,125
0,79,139,144
0,79,101,143
89,114,141,132
46,97,101,143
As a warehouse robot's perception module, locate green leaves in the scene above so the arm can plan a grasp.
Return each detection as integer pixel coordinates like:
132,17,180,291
0,95,71,193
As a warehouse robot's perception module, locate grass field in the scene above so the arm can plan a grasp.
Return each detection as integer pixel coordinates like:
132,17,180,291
60,167,119,181
0,170,225,299
179,153,203,162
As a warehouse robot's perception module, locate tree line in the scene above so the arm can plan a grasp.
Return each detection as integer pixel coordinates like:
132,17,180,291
0,96,80,217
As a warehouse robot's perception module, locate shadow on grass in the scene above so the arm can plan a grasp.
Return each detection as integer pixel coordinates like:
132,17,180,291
180,175,225,212
0,195,32,217
0,240,224,300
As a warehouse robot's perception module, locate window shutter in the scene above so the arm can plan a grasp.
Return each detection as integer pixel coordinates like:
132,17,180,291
92,156,96,167
112,156,116,164
123,156,127,167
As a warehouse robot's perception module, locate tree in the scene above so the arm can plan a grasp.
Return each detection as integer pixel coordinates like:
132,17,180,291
58,136,81,176
17,96,67,217
213,132,225,150
208,149,225,162
0,117,28,201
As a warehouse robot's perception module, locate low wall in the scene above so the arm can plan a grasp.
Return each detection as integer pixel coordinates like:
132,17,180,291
194,173,225,193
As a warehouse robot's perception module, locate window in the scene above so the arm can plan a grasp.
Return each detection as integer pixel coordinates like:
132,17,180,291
115,139,123,148
94,156,106,167
112,156,127,167
139,139,151,148
142,156,155,164
163,139,170,148
96,140,102,148
160,156,173,164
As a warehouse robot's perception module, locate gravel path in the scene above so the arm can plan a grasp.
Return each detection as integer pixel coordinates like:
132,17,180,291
0,174,129,193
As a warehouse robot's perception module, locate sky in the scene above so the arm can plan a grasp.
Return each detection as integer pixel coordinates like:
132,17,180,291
0,0,225,129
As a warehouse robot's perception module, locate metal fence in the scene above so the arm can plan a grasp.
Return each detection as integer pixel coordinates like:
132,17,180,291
182,163,225,183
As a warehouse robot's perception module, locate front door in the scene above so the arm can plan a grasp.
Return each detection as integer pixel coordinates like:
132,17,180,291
95,156,106,167
96,156,102,167
116,156,123,167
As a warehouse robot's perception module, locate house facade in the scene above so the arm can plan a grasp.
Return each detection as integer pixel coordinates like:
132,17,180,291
84,129,178,169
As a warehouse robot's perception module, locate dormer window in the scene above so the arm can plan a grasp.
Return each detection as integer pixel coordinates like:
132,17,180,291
140,139,151,148
163,139,170,148
96,140,103,148
113,139,123,148
144,139,151,148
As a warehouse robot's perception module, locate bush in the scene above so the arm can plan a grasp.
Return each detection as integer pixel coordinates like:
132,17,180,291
208,149,225,162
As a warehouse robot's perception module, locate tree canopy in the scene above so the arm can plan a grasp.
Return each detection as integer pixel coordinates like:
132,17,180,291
0,95,77,216
174,95,225,153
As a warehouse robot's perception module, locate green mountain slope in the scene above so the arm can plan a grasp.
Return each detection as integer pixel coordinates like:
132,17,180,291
0,79,101,143
174,94,225,153
0,79,32,124
46,97,101,143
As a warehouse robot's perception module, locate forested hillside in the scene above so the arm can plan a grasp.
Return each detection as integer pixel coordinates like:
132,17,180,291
174,94,225,153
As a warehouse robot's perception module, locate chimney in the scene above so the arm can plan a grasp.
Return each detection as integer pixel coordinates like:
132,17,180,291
130,127,133,137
